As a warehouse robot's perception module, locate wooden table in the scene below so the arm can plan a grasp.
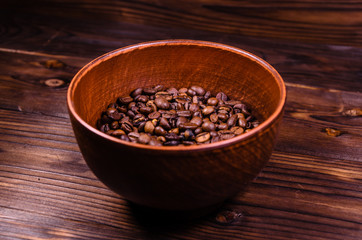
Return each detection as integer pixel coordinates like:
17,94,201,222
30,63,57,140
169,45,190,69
1,1,361,239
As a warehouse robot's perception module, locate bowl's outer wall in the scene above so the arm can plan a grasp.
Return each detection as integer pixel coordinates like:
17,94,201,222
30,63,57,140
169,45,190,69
69,111,283,210
68,40,286,210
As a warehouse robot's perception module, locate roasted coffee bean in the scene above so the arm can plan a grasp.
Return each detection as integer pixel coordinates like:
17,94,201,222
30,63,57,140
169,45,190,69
179,122,198,131
225,100,241,106
231,126,244,135
119,116,130,123
165,132,180,141
175,96,191,104
119,134,130,142
210,130,218,138
151,119,158,126
130,106,140,115
210,113,218,123
136,102,146,108
139,106,153,114
202,121,216,132
190,85,205,96
155,96,170,109
126,110,136,119
195,132,210,143
167,87,179,96
146,100,157,112
111,129,126,137
169,128,180,135
135,95,149,103
218,123,228,130
106,107,117,116
128,132,140,142
194,127,203,135
227,114,238,128
252,121,260,128
138,133,151,144
189,103,200,112
98,85,260,146
159,117,171,130
179,87,188,93
107,110,121,121
149,138,163,146
217,113,228,122
108,103,118,109
177,110,192,118
204,91,211,100
187,88,196,96
207,97,218,106
218,130,235,139
184,129,195,140
193,111,202,118
202,106,214,116
216,92,228,101
154,84,164,92
176,116,188,127
138,121,146,132
133,114,146,126
121,121,133,133
148,111,161,119
233,103,245,110
143,87,157,95
192,96,199,104
155,91,172,101
211,135,220,143
237,114,247,128
128,101,136,109
154,126,167,136
100,124,110,133
101,113,112,124
110,121,119,129
169,118,177,128
117,105,128,113
118,96,133,105
144,121,155,134
131,88,143,97
157,136,166,142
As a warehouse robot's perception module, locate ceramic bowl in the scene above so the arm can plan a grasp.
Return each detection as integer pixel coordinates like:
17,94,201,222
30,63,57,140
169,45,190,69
67,40,286,211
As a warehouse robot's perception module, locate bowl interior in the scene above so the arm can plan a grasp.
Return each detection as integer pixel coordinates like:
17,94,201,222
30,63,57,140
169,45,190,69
69,40,283,134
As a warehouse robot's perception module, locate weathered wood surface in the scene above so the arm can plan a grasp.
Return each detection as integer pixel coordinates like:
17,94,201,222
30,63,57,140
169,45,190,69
1,1,361,239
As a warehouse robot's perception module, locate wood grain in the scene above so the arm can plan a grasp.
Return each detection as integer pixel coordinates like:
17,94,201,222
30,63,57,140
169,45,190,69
1,0,361,239
3,0,362,46
1,8,361,92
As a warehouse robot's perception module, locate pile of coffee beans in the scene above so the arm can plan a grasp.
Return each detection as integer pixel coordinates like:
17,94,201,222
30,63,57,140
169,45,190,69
97,85,260,146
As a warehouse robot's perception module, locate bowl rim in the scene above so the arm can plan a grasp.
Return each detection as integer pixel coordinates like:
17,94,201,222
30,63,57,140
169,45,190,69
67,39,286,152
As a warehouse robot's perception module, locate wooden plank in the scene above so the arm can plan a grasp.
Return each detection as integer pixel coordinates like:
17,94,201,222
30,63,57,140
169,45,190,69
0,151,361,239
3,0,362,46
276,83,362,161
0,13,360,92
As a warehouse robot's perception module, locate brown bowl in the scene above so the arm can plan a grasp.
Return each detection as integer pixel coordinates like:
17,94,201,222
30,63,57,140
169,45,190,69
67,40,286,211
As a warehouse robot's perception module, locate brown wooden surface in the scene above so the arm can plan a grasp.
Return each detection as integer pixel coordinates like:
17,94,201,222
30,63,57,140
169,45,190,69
0,1,361,239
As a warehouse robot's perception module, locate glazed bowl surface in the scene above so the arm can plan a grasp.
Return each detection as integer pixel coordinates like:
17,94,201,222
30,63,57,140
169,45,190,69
67,40,286,211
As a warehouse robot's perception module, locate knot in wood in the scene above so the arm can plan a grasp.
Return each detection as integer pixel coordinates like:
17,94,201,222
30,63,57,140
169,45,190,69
44,78,65,88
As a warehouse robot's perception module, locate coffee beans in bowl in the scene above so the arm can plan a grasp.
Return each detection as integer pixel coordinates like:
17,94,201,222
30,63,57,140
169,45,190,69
97,85,260,146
